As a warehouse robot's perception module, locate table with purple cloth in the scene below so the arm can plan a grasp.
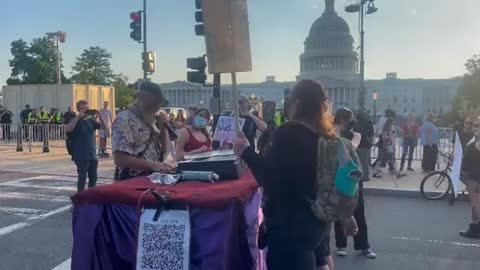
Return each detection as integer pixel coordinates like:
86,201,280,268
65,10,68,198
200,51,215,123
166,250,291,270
71,171,265,270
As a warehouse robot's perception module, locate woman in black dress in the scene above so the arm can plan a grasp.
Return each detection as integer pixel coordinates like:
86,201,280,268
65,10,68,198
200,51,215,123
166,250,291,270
459,116,480,239
233,80,358,270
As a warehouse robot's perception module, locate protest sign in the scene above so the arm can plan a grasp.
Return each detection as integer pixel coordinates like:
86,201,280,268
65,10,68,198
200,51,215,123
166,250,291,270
213,116,245,144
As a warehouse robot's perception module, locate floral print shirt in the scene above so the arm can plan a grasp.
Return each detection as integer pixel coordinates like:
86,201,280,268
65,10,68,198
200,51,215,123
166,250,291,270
112,106,162,177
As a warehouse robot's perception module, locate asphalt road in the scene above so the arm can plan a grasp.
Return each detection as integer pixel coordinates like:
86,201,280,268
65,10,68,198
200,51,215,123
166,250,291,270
0,170,478,270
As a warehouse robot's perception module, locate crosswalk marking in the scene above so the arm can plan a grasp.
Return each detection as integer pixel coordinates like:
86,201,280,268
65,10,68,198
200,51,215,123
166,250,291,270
51,258,71,270
0,192,70,202
0,206,48,216
0,205,71,237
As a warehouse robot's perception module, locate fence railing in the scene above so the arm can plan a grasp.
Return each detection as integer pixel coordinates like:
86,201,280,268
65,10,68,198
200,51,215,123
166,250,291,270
0,124,111,153
371,127,453,161
0,123,454,158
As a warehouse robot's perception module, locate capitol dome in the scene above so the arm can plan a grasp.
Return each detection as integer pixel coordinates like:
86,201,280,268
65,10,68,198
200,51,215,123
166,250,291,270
299,0,359,81
308,11,351,36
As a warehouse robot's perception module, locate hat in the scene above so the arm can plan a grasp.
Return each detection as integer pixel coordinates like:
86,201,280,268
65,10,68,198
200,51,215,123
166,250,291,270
137,81,164,102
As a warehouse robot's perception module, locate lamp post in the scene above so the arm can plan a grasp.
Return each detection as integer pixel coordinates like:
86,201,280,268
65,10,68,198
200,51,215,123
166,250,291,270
46,31,67,84
345,0,378,110
372,90,378,122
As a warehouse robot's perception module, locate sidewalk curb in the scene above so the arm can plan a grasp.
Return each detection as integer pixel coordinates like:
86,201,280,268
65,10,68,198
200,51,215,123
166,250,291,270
364,187,470,202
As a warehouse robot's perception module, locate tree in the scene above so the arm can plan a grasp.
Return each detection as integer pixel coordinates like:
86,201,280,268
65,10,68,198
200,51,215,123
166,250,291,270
447,53,480,123
71,46,116,85
458,53,480,113
7,37,67,85
113,75,135,109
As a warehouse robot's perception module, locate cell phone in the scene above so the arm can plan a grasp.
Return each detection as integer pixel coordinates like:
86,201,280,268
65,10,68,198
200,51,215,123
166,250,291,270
85,109,98,115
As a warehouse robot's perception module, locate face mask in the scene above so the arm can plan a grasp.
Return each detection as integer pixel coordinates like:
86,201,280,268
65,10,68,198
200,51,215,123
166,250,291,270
193,115,208,129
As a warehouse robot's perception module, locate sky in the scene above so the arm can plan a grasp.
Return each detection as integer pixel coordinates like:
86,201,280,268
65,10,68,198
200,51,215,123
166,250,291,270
1,0,480,84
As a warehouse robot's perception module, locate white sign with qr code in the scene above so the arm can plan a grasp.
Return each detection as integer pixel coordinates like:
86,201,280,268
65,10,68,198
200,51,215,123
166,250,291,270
213,116,246,144
136,209,191,270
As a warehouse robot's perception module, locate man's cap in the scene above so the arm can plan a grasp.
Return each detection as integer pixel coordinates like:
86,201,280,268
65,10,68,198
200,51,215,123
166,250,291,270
136,81,165,102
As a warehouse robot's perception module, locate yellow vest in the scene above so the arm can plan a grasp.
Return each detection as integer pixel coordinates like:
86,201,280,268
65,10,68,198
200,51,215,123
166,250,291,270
37,112,50,123
27,112,38,124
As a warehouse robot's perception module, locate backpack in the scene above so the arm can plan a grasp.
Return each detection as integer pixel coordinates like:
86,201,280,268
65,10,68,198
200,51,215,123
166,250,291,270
308,131,362,222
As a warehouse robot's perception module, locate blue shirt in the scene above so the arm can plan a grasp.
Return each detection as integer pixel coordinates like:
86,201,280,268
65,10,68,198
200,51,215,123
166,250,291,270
71,118,100,161
420,121,440,146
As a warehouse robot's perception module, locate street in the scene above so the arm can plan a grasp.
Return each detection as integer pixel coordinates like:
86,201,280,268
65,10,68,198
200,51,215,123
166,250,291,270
0,169,478,270
0,171,110,270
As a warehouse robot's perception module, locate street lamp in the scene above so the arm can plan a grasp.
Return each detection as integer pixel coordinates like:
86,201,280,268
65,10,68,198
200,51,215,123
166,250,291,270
372,90,378,121
345,0,378,110
46,31,67,84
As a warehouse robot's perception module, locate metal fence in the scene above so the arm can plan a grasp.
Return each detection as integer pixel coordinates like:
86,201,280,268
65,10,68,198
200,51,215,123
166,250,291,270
371,127,454,161
0,123,454,157
0,124,111,153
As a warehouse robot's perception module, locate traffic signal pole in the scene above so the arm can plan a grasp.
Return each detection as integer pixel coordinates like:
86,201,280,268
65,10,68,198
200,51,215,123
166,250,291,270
143,0,148,80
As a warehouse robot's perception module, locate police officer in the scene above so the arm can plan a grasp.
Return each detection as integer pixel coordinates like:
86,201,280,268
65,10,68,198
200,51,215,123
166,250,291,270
50,109,63,125
36,107,50,142
37,107,50,124
27,108,39,141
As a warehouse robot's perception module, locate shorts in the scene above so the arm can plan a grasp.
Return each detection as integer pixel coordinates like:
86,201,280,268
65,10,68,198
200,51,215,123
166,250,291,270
99,126,111,138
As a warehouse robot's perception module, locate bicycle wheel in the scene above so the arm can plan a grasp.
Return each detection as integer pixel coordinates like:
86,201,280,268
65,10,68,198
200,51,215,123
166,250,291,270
420,171,452,200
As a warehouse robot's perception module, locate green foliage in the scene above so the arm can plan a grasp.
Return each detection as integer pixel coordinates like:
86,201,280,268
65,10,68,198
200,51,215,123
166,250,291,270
7,37,66,84
448,53,480,123
113,75,135,109
71,46,116,85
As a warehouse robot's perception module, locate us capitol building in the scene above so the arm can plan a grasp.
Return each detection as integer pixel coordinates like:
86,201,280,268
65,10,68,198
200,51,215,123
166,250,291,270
161,0,460,117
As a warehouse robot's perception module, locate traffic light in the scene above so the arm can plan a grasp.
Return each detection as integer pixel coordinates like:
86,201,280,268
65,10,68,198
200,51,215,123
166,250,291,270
187,56,207,85
194,0,204,36
143,51,156,73
130,11,142,42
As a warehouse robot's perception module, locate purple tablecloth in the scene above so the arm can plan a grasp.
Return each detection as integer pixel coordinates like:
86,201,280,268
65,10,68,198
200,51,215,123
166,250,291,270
72,192,261,270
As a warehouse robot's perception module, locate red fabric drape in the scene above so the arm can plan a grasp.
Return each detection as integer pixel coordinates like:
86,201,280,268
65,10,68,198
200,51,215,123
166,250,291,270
72,170,258,209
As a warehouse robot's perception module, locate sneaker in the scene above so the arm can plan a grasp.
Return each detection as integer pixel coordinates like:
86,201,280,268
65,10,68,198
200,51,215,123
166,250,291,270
372,173,382,178
336,248,348,257
407,167,415,171
361,249,377,259
459,224,480,239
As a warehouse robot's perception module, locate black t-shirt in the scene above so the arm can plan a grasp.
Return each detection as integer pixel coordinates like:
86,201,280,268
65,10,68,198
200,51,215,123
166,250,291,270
354,118,374,149
241,115,258,149
0,111,13,124
463,142,480,181
70,118,100,161
20,109,31,123
455,130,474,151
63,111,76,124
242,124,327,246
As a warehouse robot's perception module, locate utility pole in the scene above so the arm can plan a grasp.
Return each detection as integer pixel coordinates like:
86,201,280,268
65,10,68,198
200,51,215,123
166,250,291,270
56,36,61,85
143,0,148,80
345,0,378,111
359,1,365,110
46,31,66,84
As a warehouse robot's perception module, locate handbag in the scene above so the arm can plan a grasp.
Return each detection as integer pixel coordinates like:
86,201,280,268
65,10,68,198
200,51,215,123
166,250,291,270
335,138,362,197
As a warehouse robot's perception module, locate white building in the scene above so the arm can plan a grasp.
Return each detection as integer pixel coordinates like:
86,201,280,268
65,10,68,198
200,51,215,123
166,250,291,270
160,0,460,117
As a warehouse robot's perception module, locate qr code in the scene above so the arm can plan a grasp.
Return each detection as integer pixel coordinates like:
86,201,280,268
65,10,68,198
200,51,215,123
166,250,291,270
140,223,186,270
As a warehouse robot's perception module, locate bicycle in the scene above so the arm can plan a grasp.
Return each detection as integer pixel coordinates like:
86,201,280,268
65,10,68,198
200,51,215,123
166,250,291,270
420,151,457,204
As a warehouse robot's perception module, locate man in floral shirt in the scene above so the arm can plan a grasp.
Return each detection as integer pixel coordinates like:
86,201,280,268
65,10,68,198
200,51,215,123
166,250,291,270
112,81,174,180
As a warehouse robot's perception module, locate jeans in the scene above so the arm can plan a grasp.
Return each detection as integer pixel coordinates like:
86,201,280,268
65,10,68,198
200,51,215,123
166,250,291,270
74,160,98,192
401,138,416,169
334,182,370,250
